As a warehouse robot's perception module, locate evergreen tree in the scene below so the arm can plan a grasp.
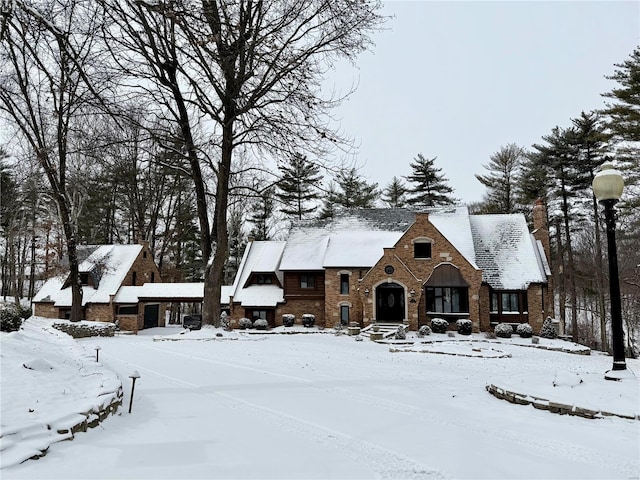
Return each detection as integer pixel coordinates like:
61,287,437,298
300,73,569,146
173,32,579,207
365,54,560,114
405,154,456,207
601,47,640,142
248,186,276,241
330,167,379,210
276,154,323,220
381,176,408,208
475,144,524,214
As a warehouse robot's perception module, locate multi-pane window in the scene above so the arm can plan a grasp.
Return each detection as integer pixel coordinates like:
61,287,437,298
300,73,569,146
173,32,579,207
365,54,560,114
491,291,528,314
118,305,138,315
340,274,349,295
414,241,432,259
255,274,272,285
251,310,267,321
340,305,349,325
425,287,469,313
300,274,315,289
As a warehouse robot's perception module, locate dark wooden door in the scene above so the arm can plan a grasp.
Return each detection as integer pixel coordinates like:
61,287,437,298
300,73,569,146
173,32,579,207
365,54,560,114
143,304,159,329
376,283,404,322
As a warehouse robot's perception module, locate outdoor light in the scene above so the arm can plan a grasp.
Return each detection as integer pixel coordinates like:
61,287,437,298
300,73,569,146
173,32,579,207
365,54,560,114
409,289,415,298
364,288,369,297
592,162,626,378
95,345,101,362
128,371,141,413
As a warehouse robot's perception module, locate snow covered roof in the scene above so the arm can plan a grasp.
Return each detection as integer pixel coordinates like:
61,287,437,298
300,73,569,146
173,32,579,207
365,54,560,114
33,245,143,307
323,231,404,267
469,214,548,289
230,241,286,307
113,283,232,305
428,207,478,269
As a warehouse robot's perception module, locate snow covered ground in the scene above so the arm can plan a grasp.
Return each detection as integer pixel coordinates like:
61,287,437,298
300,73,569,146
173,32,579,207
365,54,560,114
2,318,639,479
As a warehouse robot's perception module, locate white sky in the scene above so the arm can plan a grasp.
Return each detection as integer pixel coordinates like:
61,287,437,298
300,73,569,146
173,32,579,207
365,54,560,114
328,0,640,204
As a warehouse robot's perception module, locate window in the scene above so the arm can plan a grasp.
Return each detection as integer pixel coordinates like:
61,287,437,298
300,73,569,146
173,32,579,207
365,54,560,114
340,305,349,325
255,274,272,285
79,273,90,286
414,241,432,259
340,274,349,295
425,287,469,313
150,272,155,283
132,271,137,286
300,274,315,289
251,310,267,321
502,292,519,312
491,291,528,314
143,251,147,258
118,305,138,315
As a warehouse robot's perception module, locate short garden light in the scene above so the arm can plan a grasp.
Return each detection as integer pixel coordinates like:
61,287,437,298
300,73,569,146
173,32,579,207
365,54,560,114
128,371,141,413
95,345,101,362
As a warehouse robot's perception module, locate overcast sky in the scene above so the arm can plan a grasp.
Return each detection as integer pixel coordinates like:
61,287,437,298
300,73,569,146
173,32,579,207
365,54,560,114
328,0,640,205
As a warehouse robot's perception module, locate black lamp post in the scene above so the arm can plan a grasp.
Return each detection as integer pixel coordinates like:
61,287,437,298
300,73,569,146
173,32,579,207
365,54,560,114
591,162,626,378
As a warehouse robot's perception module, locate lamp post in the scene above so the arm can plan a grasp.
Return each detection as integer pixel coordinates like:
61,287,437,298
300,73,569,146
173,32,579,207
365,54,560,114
591,162,626,378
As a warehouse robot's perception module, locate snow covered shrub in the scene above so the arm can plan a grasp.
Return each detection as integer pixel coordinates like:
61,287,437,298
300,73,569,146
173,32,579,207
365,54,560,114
394,325,407,340
302,314,315,327
239,317,253,329
0,304,23,332
540,316,557,339
431,318,449,334
417,325,432,337
220,312,230,330
456,319,472,335
253,319,268,330
494,323,513,338
516,323,533,338
484,331,496,339
282,314,295,327
354,335,363,342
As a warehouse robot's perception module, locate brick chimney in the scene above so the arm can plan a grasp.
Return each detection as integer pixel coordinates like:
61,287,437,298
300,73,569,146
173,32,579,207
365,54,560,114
532,199,550,263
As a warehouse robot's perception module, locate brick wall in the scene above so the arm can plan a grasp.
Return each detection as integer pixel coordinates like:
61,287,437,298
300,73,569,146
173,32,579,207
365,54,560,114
324,268,363,328
122,244,162,287
34,303,58,319
85,304,114,323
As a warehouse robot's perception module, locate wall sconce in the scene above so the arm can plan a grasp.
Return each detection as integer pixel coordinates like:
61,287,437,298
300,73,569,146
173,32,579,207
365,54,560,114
409,289,415,298
364,288,370,297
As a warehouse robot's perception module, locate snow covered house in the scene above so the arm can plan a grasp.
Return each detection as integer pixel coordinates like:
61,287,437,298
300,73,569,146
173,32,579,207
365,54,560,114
227,202,553,333
33,242,165,331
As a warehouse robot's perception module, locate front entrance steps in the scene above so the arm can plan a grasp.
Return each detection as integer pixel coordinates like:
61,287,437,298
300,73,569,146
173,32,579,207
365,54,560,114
360,322,403,340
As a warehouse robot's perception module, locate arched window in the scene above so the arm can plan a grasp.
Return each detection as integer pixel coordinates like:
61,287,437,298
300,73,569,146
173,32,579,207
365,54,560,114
424,264,469,314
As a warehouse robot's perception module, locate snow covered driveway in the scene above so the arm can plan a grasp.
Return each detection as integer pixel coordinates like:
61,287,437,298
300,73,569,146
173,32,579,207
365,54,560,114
5,327,639,479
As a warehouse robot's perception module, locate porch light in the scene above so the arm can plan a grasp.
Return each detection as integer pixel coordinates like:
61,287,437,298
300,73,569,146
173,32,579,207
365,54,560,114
409,289,415,298
364,288,369,297
591,162,626,378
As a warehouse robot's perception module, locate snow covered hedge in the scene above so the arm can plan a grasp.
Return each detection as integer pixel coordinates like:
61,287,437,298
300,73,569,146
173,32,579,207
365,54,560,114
456,319,472,335
516,323,533,338
417,325,432,337
431,318,449,334
282,314,295,327
494,323,513,338
302,314,315,327
239,317,253,329
1,303,29,332
253,319,268,330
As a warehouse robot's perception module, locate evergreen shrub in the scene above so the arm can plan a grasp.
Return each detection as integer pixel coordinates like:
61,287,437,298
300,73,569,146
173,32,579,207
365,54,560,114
282,314,295,327
494,323,513,338
302,314,315,327
540,316,558,339
394,325,407,340
417,325,432,337
516,323,533,338
431,318,449,334
239,317,253,329
456,319,472,335
0,305,24,332
253,319,268,330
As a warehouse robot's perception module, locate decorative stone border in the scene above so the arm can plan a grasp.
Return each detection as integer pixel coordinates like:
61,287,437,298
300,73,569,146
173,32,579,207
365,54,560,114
0,386,123,466
486,384,639,421
390,346,511,359
383,337,591,355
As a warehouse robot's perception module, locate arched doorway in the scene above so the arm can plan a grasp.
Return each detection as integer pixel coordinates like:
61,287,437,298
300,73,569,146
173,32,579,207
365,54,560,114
375,282,405,322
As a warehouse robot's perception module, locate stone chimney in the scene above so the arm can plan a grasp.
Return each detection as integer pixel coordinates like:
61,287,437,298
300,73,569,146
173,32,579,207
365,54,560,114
532,199,550,264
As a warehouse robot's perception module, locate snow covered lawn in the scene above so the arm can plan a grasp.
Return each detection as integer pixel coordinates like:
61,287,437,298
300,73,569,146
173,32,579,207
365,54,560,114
2,318,639,479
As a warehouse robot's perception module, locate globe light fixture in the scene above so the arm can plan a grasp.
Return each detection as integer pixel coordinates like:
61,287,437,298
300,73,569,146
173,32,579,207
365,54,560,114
592,162,626,379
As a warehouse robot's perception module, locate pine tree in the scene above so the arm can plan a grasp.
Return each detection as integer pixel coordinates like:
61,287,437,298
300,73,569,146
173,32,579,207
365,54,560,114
601,47,640,142
248,186,276,241
330,167,379,209
276,154,323,220
381,176,408,208
405,154,456,207
475,144,524,214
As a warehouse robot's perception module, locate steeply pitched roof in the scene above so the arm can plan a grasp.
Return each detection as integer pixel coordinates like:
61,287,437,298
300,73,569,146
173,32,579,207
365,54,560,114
469,214,548,289
34,244,143,307
229,241,286,307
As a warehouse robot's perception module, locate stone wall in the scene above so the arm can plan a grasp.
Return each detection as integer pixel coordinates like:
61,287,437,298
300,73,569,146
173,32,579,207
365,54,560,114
85,304,114,323
52,320,116,338
34,302,58,319
122,243,162,287
324,268,364,328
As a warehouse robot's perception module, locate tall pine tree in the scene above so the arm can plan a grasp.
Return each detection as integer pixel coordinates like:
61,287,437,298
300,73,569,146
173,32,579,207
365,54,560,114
475,143,524,213
276,154,323,220
381,176,408,208
405,154,456,207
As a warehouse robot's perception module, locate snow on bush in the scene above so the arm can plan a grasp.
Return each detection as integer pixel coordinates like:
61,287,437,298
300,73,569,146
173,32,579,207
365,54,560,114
540,316,557,339
516,323,533,338
282,314,295,327
1,304,28,332
431,318,449,334
456,319,472,335
494,323,513,338
302,314,315,327
253,319,268,330
239,317,253,329
417,325,432,337
394,325,407,340
220,312,230,330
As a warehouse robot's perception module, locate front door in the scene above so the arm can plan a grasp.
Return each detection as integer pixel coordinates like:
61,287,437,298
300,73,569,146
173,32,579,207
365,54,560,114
376,283,405,322
143,304,160,329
